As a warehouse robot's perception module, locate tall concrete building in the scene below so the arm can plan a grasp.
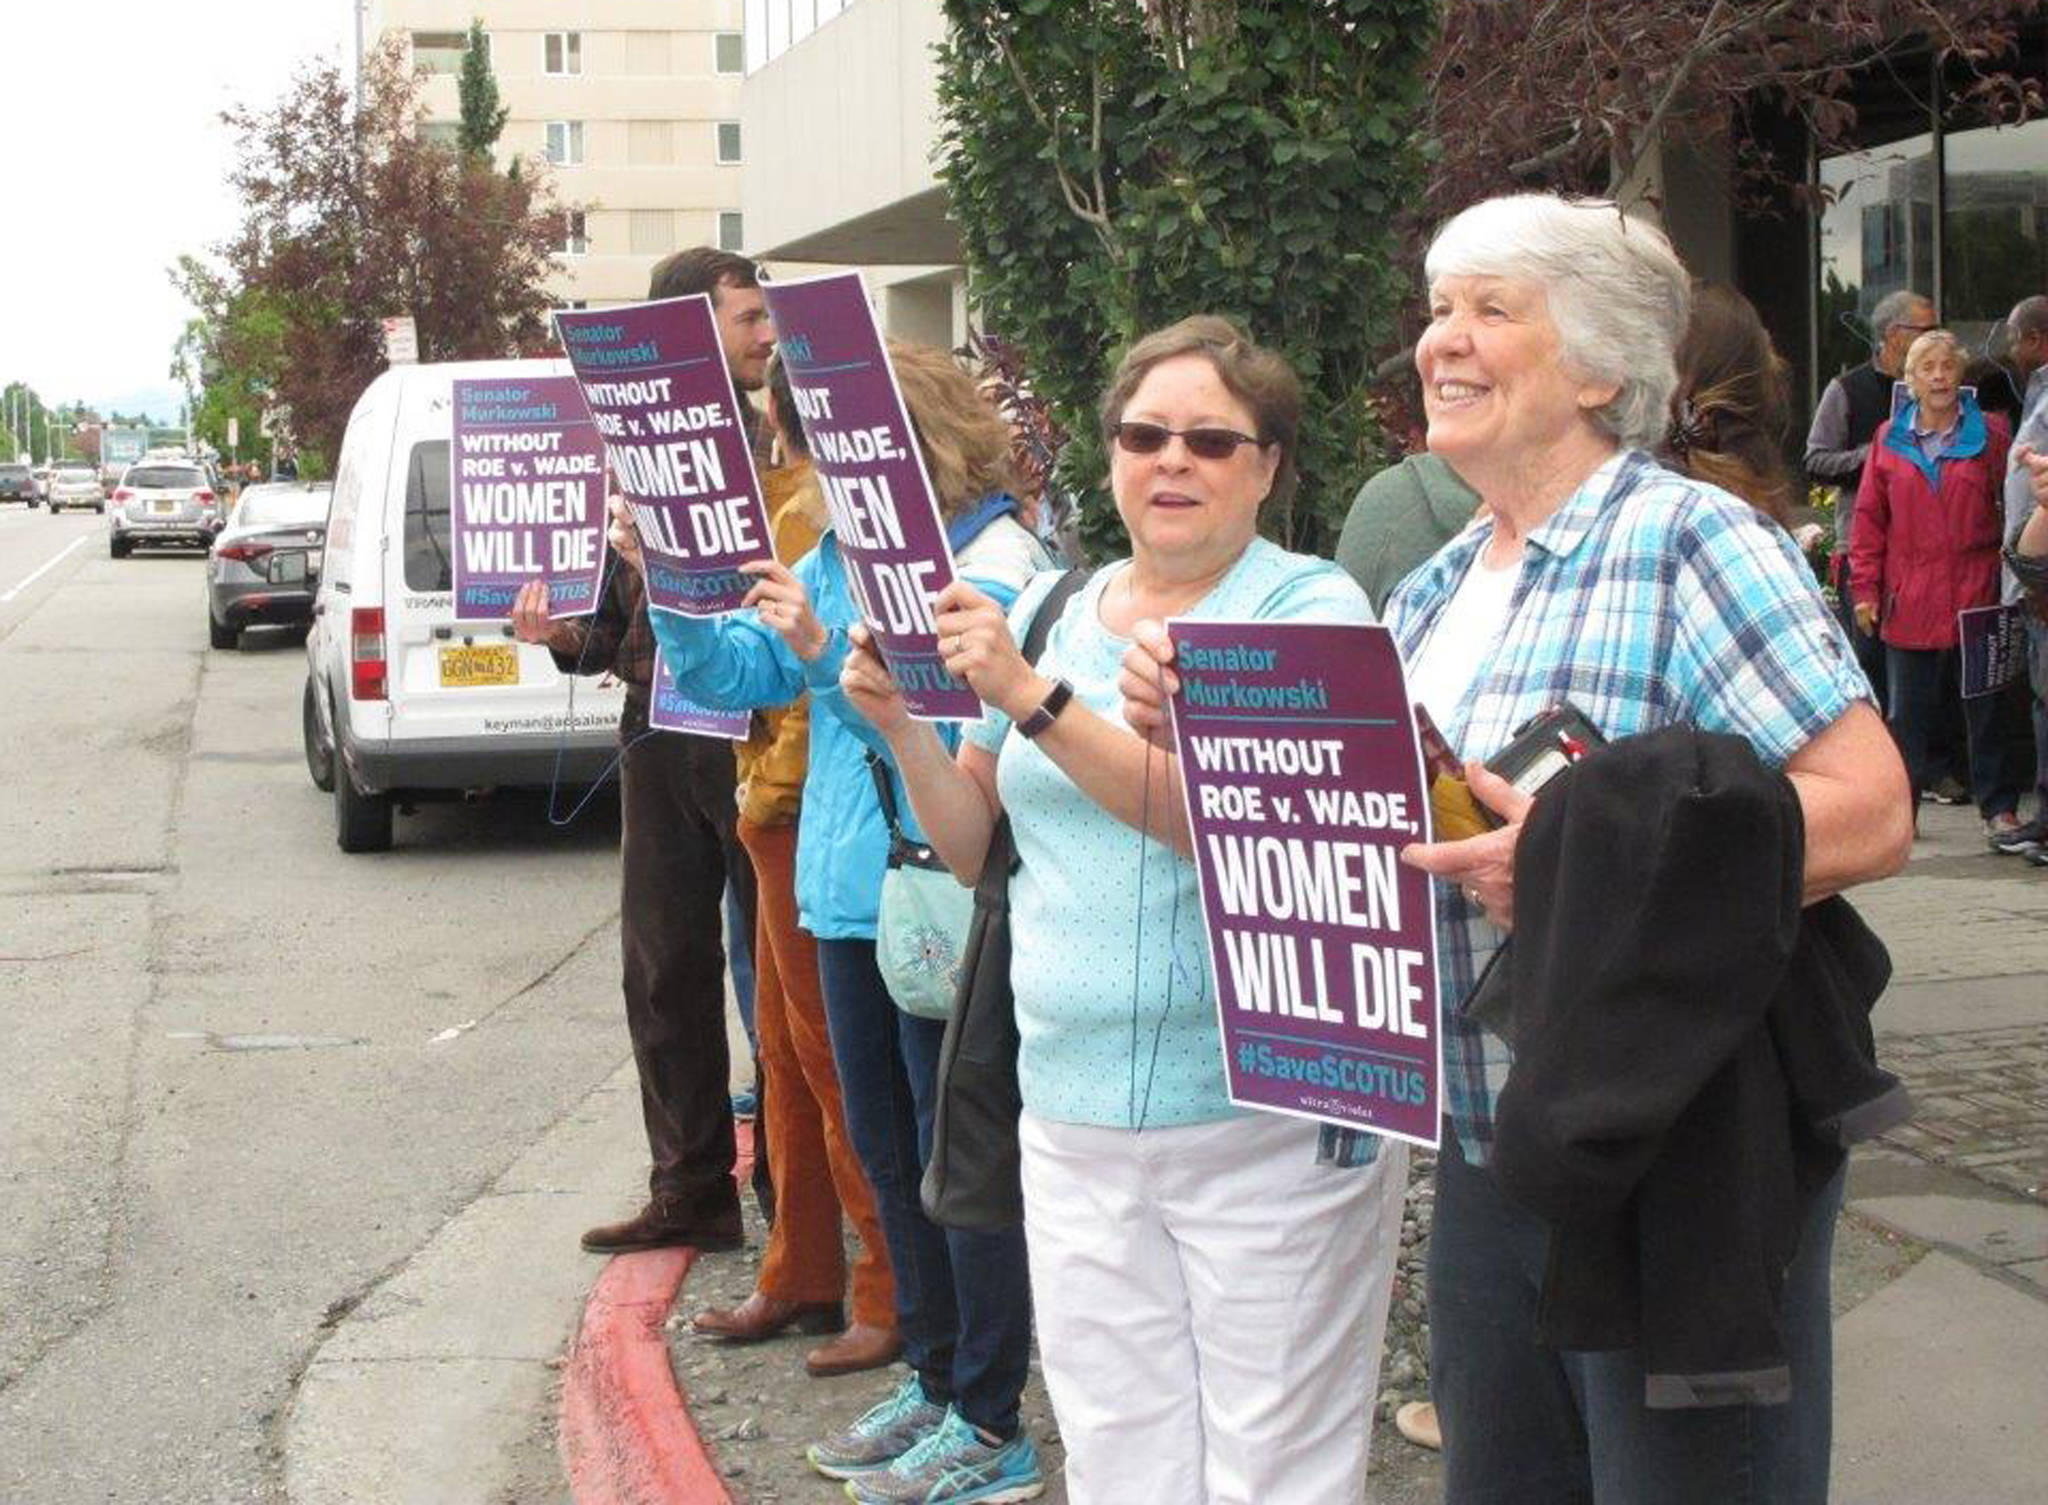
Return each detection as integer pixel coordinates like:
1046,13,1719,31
741,0,965,343
359,0,747,306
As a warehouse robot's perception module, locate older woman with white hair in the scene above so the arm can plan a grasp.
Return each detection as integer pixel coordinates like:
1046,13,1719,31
1848,327,2018,838
1247,195,1907,1503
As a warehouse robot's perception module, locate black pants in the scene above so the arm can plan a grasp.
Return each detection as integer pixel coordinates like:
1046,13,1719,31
1885,646,2019,819
620,727,743,1219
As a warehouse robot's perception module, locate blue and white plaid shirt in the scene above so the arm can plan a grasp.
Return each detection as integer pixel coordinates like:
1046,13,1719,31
1319,450,1872,1169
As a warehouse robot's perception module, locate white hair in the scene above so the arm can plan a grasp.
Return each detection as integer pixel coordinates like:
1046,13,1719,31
1902,328,1966,373
1425,194,1692,450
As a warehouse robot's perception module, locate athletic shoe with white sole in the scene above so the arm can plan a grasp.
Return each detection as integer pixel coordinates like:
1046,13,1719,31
843,1408,1045,1504
807,1373,947,1481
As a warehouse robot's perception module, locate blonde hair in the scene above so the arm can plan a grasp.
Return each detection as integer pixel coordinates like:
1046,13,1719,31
1903,328,1967,376
886,340,1018,518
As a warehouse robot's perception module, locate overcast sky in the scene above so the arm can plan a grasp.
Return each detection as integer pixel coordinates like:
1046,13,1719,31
6,3,355,420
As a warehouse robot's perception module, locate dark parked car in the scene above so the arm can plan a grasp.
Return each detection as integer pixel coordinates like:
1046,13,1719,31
205,482,332,648
0,462,36,505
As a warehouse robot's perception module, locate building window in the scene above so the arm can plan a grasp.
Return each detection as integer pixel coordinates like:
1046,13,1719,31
411,30,477,75
418,121,461,149
558,211,588,257
630,212,674,256
718,212,744,253
545,121,585,167
715,32,744,74
563,300,589,311
543,31,582,75
716,122,742,164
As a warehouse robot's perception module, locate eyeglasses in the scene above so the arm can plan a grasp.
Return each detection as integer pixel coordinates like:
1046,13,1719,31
1110,421,1269,461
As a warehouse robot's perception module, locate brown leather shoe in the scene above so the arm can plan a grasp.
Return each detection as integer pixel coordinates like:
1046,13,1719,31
692,1290,844,1342
579,1199,744,1255
805,1321,903,1378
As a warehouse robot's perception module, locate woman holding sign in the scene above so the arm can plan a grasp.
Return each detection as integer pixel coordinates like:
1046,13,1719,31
841,316,1409,1505
616,344,1053,1504
1153,195,1903,1505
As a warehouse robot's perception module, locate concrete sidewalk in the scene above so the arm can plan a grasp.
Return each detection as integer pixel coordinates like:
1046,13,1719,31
280,800,2047,1503
1828,802,2048,1504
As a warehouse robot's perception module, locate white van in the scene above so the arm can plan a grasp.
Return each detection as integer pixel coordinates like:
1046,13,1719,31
302,358,625,852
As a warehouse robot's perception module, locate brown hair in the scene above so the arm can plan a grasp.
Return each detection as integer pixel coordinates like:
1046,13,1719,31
647,247,760,303
766,353,807,459
1098,315,1301,506
1668,282,1795,526
887,341,1019,518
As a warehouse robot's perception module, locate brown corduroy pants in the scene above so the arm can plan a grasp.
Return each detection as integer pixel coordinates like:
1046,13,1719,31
738,815,895,1327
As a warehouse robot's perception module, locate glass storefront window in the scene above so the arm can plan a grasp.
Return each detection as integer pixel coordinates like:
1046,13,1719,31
1816,132,1934,385
1941,117,2048,361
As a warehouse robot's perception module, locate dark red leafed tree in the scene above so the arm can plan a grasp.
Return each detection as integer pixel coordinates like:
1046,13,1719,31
175,41,567,465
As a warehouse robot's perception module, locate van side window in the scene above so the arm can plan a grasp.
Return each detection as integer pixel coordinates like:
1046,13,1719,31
402,440,453,592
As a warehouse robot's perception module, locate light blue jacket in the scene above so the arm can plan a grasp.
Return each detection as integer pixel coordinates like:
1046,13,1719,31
650,499,1047,939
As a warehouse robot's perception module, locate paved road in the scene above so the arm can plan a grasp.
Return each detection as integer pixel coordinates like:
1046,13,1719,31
0,514,632,1502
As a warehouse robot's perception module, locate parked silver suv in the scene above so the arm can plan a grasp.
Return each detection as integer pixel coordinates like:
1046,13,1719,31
109,462,221,556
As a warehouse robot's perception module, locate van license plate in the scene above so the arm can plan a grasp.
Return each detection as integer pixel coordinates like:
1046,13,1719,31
439,644,519,687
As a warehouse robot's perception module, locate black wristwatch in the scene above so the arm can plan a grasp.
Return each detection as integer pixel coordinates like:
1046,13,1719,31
1015,678,1075,740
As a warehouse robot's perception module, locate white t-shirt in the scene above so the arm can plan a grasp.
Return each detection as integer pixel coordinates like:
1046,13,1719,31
1406,547,1519,730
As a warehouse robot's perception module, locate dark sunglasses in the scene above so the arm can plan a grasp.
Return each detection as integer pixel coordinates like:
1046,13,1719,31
1110,420,1269,461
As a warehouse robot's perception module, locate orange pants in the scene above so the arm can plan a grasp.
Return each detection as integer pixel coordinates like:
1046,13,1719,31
739,815,895,1327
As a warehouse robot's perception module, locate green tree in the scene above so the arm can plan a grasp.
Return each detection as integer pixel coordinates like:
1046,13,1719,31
937,0,1436,559
456,19,509,162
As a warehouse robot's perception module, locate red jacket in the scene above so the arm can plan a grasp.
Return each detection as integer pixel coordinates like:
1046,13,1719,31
1849,402,2010,650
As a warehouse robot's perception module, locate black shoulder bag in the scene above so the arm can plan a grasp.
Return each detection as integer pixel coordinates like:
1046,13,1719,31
919,567,1093,1231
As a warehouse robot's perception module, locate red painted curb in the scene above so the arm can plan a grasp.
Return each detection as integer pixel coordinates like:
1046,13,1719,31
560,1123,757,1505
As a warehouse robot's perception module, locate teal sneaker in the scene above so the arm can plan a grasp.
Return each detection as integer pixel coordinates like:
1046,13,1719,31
806,1373,947,1480
843,1408,1044,1504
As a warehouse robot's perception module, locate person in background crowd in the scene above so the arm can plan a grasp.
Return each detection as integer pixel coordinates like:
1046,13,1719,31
1994,296,2048,859
1666,281,1799,526
1850,329,2019,845
509,247,774,1256
1325,194,1908,1504
689,355,902,1377
617,343,1051,1505
1335,448,1481,615
1807,287,1935,709
869,316,1409,1504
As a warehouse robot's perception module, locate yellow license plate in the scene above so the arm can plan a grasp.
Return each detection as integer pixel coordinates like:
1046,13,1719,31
438,643,520,688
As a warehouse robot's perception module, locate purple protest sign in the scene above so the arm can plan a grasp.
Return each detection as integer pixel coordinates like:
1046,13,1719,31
649,648,751,739
1958,602,2026,698
449,376,608,621
1167,619,1441,1148
553,298,771,618
758,272,976,721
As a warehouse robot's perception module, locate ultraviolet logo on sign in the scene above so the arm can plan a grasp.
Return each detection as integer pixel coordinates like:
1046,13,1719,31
649,648,751,739
449,376,609,621
1167,619,1441,1148
758,272,978,722
552,297,772,617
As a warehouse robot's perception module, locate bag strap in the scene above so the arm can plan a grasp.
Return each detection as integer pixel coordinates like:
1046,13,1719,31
974,566,1095,899
1019,566,1094,670
866,567,1095,843
866,748,906,840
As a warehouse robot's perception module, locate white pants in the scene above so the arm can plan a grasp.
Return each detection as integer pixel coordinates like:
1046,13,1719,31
1019,1110,1407,1505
